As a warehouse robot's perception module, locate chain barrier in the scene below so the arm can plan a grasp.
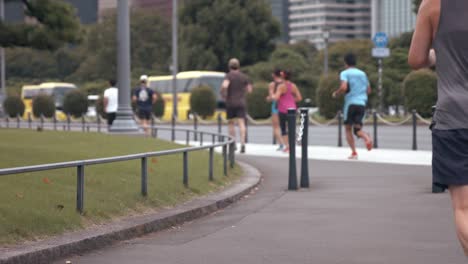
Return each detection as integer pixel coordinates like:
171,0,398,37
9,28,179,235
296,111,306,142
376,113,412,126
414,113,432,125
308,114,338,127
246,115,272,125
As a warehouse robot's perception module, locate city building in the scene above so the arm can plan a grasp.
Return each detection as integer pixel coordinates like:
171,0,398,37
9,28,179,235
371,0,416,38
269,0,290,43
288,0,372,49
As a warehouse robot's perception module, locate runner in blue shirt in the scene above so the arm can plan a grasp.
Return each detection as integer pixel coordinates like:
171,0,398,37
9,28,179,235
332,53,373,159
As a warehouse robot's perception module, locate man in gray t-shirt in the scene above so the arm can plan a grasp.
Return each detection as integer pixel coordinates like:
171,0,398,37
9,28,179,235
220,58,252,153
409,0,468,255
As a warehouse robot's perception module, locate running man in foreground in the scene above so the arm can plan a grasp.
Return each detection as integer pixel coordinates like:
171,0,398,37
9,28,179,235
332,53,372,159
409,0,468,255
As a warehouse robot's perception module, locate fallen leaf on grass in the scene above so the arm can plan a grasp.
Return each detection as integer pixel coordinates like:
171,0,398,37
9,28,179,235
16,193,24,199
42,177,51,184
56,204,64,210
151,158,158,164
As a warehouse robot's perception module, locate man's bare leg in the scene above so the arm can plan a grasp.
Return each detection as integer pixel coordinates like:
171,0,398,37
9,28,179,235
238,118,246,146
142,120,150,136
449,185,468,256
272,114,284,147
355,125,373,151
345,125,357,156
228,119,236,142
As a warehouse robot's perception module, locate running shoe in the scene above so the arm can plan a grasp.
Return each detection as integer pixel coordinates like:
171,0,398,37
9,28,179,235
366,139,373,151
283,146,290,153
240,145,245,154
348,153,358,160
276,144,284,151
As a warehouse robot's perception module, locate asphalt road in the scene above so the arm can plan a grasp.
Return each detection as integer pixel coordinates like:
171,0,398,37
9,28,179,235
56,156,465,264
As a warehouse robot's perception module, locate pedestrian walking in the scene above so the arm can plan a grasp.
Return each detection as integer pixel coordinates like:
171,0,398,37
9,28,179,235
132,75,157,136
272,70,302,153
332,53,372,159
220,58,252,153
409,0,468,255
103,79,118,127
267,69,285,151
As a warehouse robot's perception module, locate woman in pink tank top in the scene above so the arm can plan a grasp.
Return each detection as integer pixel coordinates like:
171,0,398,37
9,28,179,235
272,70,303,153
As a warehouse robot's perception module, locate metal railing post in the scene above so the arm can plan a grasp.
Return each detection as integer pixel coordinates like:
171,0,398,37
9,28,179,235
412,110,417,151
67,114,71,131
141,157,148,196
5,116,9,128
193,114,198,141
209,147,214,181
28,112,32,129
97,114,101,133
16,114,20,129
373,110,378,149
287,108,298,190
40,114,44,129
76,165,85,214
229,141,235,168
338,111,343,147
217,113,222,134
300,108,309,188
53,114,57,131
171,115,176,142
212,134,215,144
223,145,228,176
81,116,85,132
151,115,155,137
186,130,190,145
245,117,249,143
200,132,204,146
183,151,188,187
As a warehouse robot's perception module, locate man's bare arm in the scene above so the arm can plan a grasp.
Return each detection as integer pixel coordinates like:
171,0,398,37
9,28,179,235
332,81,348,98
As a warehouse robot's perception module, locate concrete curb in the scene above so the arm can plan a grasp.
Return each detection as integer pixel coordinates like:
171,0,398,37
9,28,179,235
0,161,261,264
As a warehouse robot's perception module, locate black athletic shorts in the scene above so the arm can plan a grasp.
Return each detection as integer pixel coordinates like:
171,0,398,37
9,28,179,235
345,105,365,126
138,109,152,120
226,106,246,119
432,129,468,189
279,112,289,136
107,112,116,125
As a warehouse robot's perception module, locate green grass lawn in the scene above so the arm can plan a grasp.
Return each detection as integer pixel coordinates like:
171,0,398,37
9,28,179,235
0,129,241,245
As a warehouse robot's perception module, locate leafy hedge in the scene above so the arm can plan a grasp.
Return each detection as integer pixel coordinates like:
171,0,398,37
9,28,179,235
152,90,165,118
403,69,437,117
190,85,216,119
3,96,25,118
63,90,88,118
247,82,271,119
32,94,55,118
316,73,343,119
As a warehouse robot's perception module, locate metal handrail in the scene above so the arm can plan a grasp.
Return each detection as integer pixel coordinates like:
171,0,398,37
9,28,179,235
0,124,236,214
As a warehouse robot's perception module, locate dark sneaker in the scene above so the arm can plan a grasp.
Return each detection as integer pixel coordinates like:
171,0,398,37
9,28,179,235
240,145,245,153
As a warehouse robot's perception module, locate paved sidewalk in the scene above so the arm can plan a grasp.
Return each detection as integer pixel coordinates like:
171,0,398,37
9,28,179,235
57,155,466,264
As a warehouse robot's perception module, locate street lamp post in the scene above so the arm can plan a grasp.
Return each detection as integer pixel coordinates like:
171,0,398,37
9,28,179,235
0,0,5,117
322,29,330,77
171,0,178,120
110,0,140,133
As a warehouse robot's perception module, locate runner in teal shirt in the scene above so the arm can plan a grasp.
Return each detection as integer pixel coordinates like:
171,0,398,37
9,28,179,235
332,53,373,159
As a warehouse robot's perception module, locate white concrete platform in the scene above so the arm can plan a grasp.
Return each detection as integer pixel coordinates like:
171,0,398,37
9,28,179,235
177,141,432,167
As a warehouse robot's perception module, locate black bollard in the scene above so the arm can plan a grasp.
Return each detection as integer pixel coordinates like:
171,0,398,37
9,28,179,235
412,110,417,151
373,110,378,149
16,114,20,129
53,114,57,131
97,114,101,133
67,114,71,131
81,116,85,132
300,108,310,188
28,113,32,129
338,111,343,147
287,108,298,190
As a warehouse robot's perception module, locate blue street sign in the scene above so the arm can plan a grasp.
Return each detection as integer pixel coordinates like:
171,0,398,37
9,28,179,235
373,32,388,48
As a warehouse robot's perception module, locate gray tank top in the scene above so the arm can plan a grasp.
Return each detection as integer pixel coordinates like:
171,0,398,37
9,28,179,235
433,0,468,130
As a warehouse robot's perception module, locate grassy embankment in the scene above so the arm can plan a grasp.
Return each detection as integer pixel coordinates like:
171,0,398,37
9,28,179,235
0,129,241,245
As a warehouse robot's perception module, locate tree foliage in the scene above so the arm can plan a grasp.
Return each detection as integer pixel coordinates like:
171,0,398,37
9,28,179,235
179,0,280,71
3,96,25,118
316,73,343,119
32,94,55,118
247,82,270,119
63,89,88,118
413,0,423,14
0,0,82,50
190,85,216,118
403,69,437,117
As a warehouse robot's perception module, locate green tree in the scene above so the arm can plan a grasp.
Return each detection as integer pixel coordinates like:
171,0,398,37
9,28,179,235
247,82,270,119
69,9,171,82
3,96,25,118
190,85,216,119
403,69,437,117
32,94,55,118
63,90,88,118
179,0,280,71
316,73,343,119
0,0,81,50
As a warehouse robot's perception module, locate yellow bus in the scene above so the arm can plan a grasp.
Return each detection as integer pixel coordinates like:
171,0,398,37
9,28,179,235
21,82,77,120
147,71,226,121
